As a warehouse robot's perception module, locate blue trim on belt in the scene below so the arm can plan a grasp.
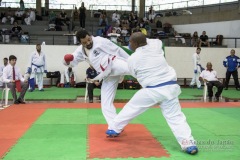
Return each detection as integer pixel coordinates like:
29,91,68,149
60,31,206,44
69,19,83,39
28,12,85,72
146,81,177,88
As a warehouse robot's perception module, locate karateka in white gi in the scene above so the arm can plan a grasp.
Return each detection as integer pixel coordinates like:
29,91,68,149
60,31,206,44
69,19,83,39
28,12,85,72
63,29,130,125
27,44,47,91
190,47,203,89
106,32,198,155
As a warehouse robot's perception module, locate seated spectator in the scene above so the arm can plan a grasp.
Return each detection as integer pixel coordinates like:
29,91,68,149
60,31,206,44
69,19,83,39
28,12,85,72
121,11,129,24
129,12,138,28
48,10,56,23
86,66,101,103
15,9,25,24
108,28,120,43
2,55,28,104
23,8,36,25
62,67,76,87
121,26,128,36
212,34,223,46
59,9,69,25
11,21,22,40
148,6,155,23
191,31,199,47
112,10,120,25
174,31,186,44
199,62,223,102
199,31,210,47
2,7,15,24
138,18,146,28
99,10,108,26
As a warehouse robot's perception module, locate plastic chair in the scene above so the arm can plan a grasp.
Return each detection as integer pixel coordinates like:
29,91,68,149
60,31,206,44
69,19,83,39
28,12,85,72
84,81,88,101
203,82,222,102
1,83,10,108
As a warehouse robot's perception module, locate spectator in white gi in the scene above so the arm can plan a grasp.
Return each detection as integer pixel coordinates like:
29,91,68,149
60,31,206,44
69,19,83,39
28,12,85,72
63,29,130,125
189,47,204,89
60,67,77,87
27,44,47,92
106,32,198,155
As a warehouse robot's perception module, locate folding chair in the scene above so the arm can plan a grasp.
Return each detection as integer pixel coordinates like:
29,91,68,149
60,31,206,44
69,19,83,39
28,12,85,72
203,82,222,102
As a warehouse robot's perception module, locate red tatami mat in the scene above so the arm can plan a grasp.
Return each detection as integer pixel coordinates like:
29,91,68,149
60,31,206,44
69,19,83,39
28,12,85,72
88,124,169,159
0,105,46,158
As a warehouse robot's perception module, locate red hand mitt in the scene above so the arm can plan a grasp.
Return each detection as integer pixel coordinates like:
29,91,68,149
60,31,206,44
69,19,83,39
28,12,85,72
64,54,74,62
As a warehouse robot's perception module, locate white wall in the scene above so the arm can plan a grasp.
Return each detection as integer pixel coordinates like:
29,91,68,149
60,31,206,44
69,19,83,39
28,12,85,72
165,47,240,78
0,45,239,82
0,44,89,82
173,20,240,48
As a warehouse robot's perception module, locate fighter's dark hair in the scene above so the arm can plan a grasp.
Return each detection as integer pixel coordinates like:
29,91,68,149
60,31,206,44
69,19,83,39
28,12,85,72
76,29,91,41
3,57,8,61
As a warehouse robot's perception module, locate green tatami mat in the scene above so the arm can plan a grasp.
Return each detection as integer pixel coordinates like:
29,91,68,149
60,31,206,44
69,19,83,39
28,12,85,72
3,108,240,160
1,87,239,101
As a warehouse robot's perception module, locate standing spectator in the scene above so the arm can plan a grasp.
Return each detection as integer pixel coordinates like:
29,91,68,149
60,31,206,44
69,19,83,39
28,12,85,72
223,49,240,90
20,0,25,11
27,44,47,92
11,21,22,40
199,62,224,102
191,31,199,47
2,55,28,104
1,7,15,24
73,7,79,21
148,5,155,23
0,57,8,87
199,31,210,47
79,2,86,28
86,66,101,103
189,47,204,89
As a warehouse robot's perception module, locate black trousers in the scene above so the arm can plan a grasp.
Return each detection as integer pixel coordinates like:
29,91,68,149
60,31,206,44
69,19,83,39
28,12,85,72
87,83,101,101
79,15,85,28
225,70,240,89
207,81,223,98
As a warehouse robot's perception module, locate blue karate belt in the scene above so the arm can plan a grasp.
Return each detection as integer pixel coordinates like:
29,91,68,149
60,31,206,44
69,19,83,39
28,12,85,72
32,63,43,68
146,81,177,88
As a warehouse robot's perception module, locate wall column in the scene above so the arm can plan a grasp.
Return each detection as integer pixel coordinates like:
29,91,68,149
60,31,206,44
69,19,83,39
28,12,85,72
132,0,135,12
36,0,41,16
139,0,145,18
